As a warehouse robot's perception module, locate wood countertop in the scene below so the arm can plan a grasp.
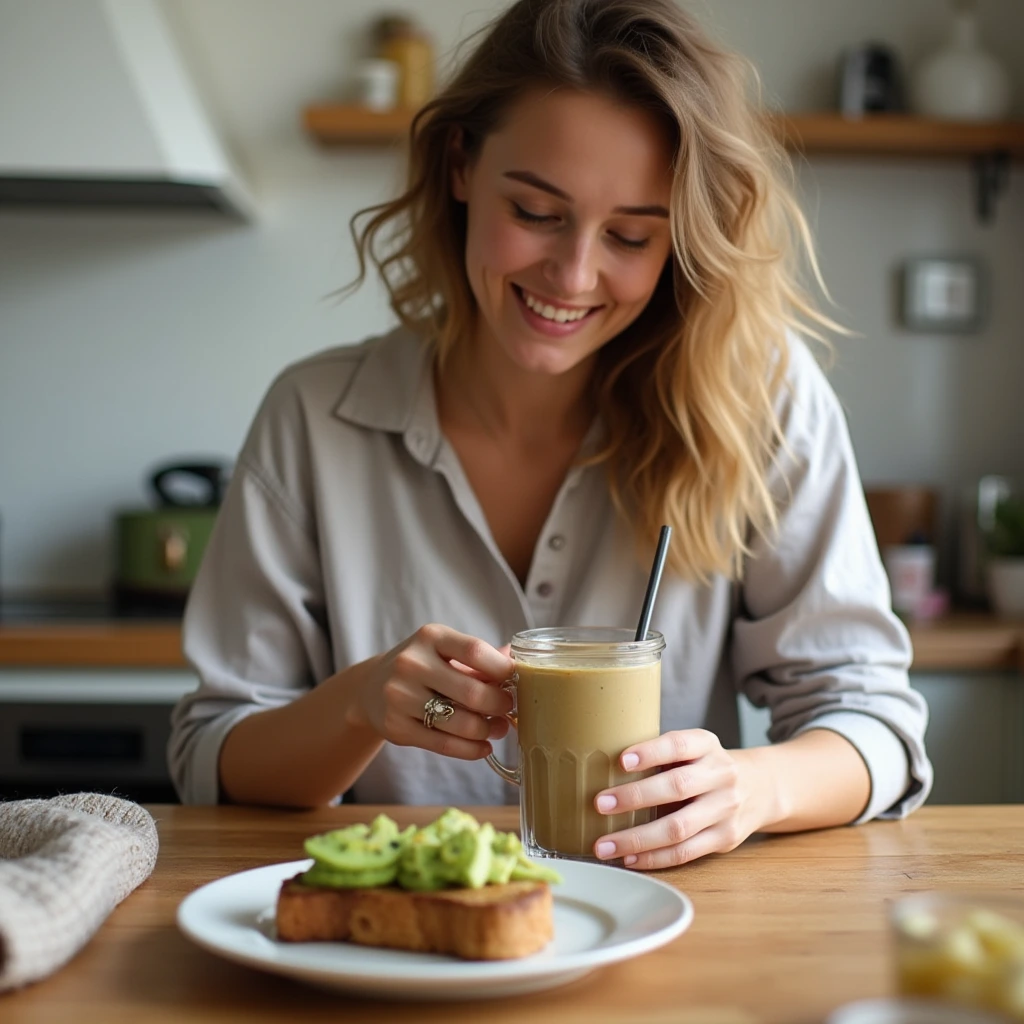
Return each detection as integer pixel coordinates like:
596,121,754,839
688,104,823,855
0,621,188,668
1,614,1022,673
906,613,1024,672
3,804,1022,1024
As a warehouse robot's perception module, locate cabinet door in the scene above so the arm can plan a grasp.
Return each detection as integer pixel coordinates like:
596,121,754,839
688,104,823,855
737,693,771,750
738,672,1024,805
910,672,1024,805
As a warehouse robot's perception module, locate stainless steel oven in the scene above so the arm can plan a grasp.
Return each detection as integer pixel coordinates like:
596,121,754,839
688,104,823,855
0,670,195,802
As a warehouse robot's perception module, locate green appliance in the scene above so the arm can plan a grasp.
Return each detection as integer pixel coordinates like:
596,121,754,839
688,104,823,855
114,461,230,612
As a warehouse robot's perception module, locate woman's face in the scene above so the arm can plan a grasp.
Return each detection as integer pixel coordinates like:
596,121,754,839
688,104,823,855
452,88,674,378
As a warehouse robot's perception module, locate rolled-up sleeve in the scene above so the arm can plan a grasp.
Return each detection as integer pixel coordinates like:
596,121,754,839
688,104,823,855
168,382,333,805
731,339,933,822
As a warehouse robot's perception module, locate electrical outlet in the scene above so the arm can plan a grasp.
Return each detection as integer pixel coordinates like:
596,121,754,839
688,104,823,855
901,257,985,333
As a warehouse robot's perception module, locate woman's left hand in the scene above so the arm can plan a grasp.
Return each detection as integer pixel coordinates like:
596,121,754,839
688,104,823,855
592,729,767,869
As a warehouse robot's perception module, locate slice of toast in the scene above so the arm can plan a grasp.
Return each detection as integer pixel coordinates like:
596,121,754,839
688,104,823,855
276,874,553,960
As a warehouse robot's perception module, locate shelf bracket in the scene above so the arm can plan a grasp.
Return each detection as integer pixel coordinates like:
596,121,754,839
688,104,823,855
973,150,1011,223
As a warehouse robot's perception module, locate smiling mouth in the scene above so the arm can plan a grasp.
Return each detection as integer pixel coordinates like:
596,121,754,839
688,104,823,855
513,285,601,324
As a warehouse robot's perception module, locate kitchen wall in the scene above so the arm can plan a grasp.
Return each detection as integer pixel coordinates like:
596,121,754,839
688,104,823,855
1,0,1022,595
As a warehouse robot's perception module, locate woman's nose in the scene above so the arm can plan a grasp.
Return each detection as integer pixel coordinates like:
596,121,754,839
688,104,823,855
542,232,599,298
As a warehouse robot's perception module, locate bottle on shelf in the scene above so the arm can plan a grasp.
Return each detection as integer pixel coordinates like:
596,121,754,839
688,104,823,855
375,14,434,110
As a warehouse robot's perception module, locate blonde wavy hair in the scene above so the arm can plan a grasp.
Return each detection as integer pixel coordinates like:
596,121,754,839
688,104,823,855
349,0,839,582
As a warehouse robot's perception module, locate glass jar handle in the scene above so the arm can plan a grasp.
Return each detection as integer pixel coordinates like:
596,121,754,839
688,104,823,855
484,677,520,786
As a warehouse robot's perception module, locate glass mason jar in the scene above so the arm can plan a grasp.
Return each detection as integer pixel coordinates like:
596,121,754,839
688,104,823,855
486,627,664,861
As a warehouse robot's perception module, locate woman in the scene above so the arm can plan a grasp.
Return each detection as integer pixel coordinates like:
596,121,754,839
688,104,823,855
170,0,931,870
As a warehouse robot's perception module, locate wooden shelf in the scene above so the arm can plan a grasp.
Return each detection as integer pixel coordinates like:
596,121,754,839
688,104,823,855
303,106,1021,218
771,112,1024,159
303,104,1024,158
304,104,415,144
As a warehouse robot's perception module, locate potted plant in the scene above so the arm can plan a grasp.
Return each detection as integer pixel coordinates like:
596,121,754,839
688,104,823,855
985,494,1024,617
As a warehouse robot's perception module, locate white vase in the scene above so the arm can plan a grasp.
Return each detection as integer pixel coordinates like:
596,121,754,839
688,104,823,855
910,3,1011,121
987,559,1024,618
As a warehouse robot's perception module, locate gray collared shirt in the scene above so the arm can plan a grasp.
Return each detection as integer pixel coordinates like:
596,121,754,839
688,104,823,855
169,327,932,819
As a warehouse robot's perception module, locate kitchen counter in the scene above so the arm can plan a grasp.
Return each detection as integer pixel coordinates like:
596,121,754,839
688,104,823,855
907,612,1024,672
0,598,187,668
2,803,1022,1024
0,609,1021,672
0,622,187,667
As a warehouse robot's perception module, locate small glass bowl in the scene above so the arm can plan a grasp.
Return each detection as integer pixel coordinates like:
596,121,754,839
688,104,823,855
889,892,1024,1021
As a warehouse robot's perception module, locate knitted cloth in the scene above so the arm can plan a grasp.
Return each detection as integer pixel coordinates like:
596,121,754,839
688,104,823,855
0,793,159,993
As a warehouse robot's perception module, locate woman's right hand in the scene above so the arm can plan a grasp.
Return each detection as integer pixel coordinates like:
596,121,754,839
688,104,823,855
350,624,515,760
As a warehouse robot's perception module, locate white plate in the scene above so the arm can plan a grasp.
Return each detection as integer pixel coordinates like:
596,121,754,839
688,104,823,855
177,858,693,1000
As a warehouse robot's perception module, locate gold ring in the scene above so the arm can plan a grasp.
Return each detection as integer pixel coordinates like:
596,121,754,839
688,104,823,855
423,695,456,730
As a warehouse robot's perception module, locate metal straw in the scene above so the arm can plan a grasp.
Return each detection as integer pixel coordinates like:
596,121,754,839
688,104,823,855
635,525,672,642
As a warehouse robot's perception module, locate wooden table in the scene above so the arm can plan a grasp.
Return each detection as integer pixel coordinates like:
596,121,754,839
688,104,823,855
4,805,1022,1024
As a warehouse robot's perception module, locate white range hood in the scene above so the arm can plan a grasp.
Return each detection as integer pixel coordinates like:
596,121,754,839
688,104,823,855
0,0,255,219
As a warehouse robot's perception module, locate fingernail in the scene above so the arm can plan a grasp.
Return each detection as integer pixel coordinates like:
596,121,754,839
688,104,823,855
623,854,637,866
596,794,617,813
595,841,616,859
622,752,639,770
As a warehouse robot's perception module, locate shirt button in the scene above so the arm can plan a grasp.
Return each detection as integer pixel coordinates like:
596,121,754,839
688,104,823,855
547,534,566,551
536,582,554,598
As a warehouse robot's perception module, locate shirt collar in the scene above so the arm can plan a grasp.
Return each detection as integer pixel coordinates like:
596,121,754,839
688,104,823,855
332,325,606,472
332,327,442,466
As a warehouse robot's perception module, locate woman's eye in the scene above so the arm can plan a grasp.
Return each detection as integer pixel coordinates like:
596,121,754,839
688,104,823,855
611,233,650,252
511,202,556,224
510,201,649,251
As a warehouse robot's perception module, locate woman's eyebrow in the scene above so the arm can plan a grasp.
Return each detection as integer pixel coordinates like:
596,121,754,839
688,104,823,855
502,170,669,218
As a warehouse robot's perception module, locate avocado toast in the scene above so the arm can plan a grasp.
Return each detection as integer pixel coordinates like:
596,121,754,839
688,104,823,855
275,809,561,960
